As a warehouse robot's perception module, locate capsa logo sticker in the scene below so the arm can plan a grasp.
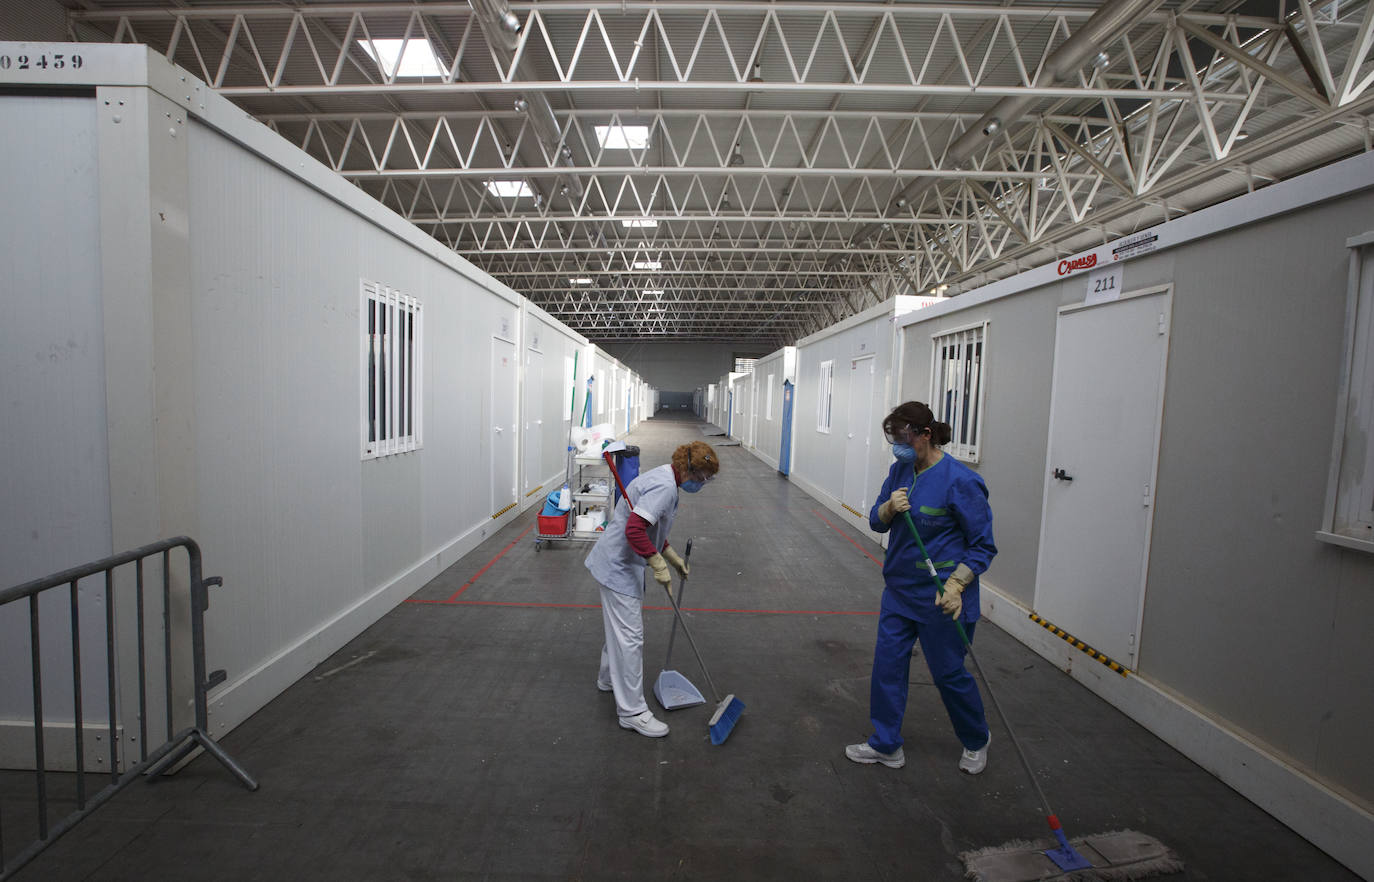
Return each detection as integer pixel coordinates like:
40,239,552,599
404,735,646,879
1057,254,1098,275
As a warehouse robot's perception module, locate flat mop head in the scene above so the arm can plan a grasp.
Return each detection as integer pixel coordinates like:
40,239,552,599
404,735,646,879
653,669,705,710
961,830,1182,882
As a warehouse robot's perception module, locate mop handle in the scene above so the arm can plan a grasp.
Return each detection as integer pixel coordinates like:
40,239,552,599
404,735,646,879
898,505,1060,828
568,352,579,423
662,540,693,668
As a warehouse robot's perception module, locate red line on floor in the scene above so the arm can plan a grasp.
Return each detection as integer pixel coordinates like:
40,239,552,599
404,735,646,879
406,599,876,615
408,599,602,609
812,509,884,567
439,524,534,602
644,605,876,616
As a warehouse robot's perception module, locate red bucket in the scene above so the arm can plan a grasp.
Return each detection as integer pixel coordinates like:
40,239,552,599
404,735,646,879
537,513,569,536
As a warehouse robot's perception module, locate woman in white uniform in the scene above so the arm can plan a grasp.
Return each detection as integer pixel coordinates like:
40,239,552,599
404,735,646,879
585,440,721,737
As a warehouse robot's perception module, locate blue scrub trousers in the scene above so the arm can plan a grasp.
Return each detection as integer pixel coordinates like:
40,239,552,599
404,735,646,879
868,606,989,754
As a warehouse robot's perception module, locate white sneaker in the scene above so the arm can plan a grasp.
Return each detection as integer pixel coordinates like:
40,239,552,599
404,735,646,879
618,711,669,738
845,742,906,768
959,732,990,775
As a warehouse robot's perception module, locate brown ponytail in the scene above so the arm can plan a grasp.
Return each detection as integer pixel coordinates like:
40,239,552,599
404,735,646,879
882,402,951,447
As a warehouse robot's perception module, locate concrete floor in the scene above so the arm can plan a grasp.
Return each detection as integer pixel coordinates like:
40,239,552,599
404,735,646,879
2,412,1362,881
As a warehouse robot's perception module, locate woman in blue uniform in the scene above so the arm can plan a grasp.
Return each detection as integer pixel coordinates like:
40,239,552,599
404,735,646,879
845,401,997,773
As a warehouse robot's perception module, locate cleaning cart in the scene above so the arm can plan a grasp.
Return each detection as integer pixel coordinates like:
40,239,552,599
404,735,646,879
533,453,612,550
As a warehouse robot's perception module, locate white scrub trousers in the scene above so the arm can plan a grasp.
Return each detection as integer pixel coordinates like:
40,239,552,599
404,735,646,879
598,583,649,718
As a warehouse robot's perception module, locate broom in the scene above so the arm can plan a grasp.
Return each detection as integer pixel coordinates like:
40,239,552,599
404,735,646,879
658,566,745,745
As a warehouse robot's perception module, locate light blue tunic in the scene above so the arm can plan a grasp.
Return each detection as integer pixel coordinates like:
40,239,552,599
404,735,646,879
584,463,679,597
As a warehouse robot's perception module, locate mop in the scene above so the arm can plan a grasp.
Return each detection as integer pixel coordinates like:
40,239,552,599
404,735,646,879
896,509,1182,882
558,351,579,511
599,445,744,744
652,539,706,710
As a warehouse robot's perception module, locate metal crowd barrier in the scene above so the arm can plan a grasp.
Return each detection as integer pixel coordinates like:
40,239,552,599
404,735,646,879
0,537,257,880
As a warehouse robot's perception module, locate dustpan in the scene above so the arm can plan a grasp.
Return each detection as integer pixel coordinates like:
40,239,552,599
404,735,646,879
653,541,705,710
653,668,705,710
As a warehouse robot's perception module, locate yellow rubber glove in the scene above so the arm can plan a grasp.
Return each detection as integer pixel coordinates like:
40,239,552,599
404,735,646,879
662,545,689,577
878,488,911,524
647,553,673,593
938,563,974,618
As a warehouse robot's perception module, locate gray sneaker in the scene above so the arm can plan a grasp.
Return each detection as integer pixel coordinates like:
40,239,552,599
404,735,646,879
959,732,990,775
845,742,905,768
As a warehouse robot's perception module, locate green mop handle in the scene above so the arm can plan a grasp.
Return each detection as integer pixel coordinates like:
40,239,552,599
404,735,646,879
898,509,971,647
568,351,579,423
897,505,1063,833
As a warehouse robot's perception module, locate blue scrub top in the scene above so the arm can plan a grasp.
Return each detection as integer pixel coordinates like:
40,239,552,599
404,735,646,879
867,453,997,624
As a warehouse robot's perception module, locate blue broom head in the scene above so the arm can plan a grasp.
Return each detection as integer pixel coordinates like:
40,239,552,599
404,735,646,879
708,694,745,745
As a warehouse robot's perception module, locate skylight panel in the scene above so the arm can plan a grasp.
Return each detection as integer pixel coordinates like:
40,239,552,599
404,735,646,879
596,125,650,150
357,38,444,78
621,219,658,228
486,180,533,198
632,260,662,270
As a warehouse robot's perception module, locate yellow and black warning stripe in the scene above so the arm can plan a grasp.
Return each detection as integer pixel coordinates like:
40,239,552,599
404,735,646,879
523,484,544,497
491,502,518,519
1029,613,1132,677
841,503,865,518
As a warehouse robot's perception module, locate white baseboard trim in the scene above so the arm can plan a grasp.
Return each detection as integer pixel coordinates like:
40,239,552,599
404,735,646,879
786,472,891,552
742,441,780,472
979,583,1374,881
522,470,570,513
203,509,520,741
786,472,866,525
0,720,125,772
